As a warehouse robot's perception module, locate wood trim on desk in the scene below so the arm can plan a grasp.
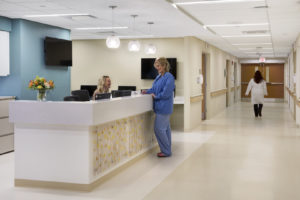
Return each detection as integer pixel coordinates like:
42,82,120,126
0,97,16,101
210,89,227,97
190,95,203,103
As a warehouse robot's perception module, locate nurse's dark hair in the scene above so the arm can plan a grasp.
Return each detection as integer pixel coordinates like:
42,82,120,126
254,70,263,83
155,57,170,72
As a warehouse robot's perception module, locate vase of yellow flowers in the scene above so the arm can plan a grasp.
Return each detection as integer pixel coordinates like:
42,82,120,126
28,76,54,101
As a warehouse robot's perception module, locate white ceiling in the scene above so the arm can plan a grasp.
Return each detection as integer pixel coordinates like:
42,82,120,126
1,0,300,58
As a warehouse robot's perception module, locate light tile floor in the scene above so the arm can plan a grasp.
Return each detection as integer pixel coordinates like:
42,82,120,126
1,102,300,200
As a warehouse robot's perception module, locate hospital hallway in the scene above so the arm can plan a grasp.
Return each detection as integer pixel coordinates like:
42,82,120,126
1,102,300,200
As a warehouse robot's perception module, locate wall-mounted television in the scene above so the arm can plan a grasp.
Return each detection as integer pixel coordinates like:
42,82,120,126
141,58,177,79
44,37,72,66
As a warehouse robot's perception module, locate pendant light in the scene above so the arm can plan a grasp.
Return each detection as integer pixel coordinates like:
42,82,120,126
106,6,120,49
145,22,156,54
128,15,141,52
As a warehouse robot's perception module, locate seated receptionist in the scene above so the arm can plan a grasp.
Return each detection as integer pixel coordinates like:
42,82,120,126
92,75,111,100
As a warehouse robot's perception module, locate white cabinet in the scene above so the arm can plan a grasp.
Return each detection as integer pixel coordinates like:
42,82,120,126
0,97,15,154
0,31,10,76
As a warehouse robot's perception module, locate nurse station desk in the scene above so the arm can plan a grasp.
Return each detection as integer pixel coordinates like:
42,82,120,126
9,95,156,191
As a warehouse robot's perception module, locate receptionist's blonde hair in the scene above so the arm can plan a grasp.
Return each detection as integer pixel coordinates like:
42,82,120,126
155,57,170,72
96,75,110,93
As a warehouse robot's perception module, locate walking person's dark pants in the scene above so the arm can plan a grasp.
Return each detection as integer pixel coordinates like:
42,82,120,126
254,104,263,117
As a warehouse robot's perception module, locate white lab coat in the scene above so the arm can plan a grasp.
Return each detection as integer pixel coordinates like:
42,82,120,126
245,79,268,104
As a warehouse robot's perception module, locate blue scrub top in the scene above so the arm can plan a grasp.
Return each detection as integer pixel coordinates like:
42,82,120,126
147,72,175,115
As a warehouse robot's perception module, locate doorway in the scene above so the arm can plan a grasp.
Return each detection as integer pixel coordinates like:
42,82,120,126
234,62,237,102
202,53,207,120
241,63,284,100
226,60,230,107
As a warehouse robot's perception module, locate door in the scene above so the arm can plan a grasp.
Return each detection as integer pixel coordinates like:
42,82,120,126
241,63,284,99
202,54,207,120
226,60,230,107
234,62,237,102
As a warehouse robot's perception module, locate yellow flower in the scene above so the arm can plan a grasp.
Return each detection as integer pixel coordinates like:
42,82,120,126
37,85,43,89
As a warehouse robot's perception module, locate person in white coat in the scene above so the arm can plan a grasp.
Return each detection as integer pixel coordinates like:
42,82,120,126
245,70,268,117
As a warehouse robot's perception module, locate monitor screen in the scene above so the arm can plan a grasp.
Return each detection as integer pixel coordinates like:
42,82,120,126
80,85,97,98
141,58,177,79
44,37,72,66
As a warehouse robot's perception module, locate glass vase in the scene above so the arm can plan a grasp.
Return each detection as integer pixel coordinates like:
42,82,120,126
37,90,47,101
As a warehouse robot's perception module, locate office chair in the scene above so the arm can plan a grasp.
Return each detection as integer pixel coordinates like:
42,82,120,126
71,90,90,101
63,96,80,101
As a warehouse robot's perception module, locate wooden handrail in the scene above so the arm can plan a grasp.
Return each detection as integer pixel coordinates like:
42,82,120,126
210,89,227,97
190,95,203,103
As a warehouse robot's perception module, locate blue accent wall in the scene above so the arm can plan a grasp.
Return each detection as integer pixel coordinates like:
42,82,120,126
0,16,12,32
0,17,71,101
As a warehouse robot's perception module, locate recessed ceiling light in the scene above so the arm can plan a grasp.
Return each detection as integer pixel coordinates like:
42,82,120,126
205,23,268,27
222,34,271,38
24,13,90,18
175,0,264,5
75,27,128,30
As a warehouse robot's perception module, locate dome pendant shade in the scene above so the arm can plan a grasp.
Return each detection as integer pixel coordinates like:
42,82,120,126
106,36,120,48
145,44,156,54
128,40,141,52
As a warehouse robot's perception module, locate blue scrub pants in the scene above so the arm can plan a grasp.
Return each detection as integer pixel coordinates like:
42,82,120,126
154,114,172,156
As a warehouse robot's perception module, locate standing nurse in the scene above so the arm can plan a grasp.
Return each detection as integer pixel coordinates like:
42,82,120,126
143,57,175,157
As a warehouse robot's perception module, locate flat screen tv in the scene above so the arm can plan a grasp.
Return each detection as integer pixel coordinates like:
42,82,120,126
44,37,72,66
141,58,177,79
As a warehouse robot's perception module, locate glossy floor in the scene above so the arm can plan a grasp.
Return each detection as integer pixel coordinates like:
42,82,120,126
1,102,300,200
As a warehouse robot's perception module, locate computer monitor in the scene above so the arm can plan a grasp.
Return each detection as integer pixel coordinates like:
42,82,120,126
95,93,111,100
80,85,97,98
118,86,136,91
71,90,90,101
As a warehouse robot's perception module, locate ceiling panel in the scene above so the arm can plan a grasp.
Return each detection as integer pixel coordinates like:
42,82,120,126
0,0,299,58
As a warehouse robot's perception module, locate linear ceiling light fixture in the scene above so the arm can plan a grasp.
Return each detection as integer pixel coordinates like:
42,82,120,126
165,0,216,34
239,48,273,50
244,52,273,54
175,0,264,5
222,34,271,38
204,23,268,28
75,26,128,30
232,43,272,45
24,13,90,18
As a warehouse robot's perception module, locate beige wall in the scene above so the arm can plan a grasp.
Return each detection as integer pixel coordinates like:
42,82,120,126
183,37,239,130
72,36,240,131
72,38,184,96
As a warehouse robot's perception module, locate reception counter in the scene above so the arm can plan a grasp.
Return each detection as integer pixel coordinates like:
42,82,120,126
9,95,156,191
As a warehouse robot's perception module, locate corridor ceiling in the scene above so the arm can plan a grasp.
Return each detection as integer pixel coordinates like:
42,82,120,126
1,0,300,58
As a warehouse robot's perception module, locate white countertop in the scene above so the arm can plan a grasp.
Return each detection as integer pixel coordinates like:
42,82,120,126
9,95,153,126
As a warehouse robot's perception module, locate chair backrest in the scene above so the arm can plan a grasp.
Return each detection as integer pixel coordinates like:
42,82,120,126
80,85,97,98
63,96,80,101
95,93,111,100
118,86,136,91
71,90,90,101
